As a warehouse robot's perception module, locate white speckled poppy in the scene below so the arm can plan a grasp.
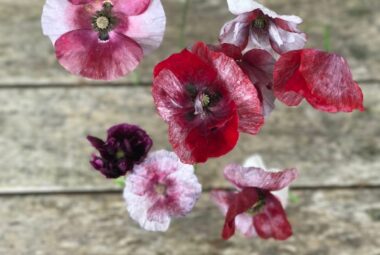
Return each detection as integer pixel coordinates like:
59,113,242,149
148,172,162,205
41,0,166,80
220,0,306,55
123,150,202,232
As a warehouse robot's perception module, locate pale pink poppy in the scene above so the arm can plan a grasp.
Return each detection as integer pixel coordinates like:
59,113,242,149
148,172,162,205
123,150,202,232
220,0,306,55
211,155,298,240
41,0,166,80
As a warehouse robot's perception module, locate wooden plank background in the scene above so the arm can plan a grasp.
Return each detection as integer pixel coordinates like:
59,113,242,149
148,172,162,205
0,0,379,254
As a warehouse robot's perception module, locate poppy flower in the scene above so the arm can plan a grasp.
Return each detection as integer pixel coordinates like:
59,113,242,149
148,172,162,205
123,150,202,232
41,0,166,80
273,49,364,112
87,123,153,178
220,0,306,54
213,44,276,117
152,42,264,164
211,155,298,240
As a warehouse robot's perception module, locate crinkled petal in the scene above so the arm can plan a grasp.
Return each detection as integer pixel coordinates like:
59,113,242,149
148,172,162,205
224,164,298,191
300,49,364,112
270,26,307,54
192,42,264,135
69,0,92,4
219,14,253,49
124,150,201,231
122,0,166,55
168,106,240,164
227,0,278,17
274,49,364,112
253,192,293,240
55,30,143,80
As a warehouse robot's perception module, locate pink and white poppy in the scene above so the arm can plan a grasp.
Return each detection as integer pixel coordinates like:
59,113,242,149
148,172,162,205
123,150,202,232
273,49,364,112
41,0,166,80
220,0,306,55
211,155,298,240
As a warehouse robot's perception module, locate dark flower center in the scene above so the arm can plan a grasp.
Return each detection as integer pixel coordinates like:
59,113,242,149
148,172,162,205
252,16,268,29
246,190,266,215
92,2,117,41
115,149,125,159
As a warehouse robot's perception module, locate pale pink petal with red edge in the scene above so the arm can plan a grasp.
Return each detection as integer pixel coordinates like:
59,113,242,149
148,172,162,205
192,42,264,135
235,213,258,238
270,26,307,54
253,192,293,240
224,164,298,191
55,30,143,80
300,49,364,112
123,0,166,55
113,0,151,16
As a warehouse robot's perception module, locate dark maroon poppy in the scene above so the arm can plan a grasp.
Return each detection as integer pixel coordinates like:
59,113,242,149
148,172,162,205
273,49,364,112
211,163,298,240
152,42,264,164
87,123,153,178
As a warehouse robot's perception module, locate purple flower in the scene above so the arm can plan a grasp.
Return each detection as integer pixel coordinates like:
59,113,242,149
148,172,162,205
87,123,153,178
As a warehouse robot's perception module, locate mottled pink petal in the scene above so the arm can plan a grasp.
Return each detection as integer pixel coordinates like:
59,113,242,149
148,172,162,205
270,26,307,54
235,213,258,238
219,14,253,49
192,42,264,135
113,0,151,16
122,0,166,55
55,30,143,80
224,164,298,191
253,192,293,240
227,0,277,17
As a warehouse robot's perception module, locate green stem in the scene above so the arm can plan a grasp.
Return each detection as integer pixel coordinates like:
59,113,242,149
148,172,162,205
323,25,332,52
179,0,190,48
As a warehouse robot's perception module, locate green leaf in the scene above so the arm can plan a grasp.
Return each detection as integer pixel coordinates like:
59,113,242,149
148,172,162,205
114,177,126,188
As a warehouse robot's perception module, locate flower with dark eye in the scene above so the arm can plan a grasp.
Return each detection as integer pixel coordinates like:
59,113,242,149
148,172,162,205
87,123,153,178
41,0,166,80
211,155,298,240
219,0,306,55
152,41,264,164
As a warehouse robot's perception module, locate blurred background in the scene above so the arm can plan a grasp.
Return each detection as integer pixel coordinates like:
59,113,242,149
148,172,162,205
0,0,379,254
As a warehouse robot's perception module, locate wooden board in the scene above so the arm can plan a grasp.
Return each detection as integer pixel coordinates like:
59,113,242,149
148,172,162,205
0,84,377,191
1,190,380,255
0,0,379,86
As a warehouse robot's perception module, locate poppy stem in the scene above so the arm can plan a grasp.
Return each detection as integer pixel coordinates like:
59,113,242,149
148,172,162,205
179,0,190,48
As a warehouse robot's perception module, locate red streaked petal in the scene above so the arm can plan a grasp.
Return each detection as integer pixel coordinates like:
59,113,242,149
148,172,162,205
300,49,364,112
253,192,293,240
55,30,143,80
224,164,298,191
273,50,306,106
192,42,264,135
222,188,259,240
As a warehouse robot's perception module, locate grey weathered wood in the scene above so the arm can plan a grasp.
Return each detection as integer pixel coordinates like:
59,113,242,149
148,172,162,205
0,84,377,190
1,0,379,86
1,190,380,255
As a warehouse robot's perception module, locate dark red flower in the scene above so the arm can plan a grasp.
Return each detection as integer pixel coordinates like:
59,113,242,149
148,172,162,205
211,158,298,240
152,42,264,164
273,49,364,112
87,123,153,178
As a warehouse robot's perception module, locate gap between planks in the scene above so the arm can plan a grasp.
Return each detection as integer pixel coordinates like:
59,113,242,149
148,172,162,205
0,78,378,90
0,185,380,197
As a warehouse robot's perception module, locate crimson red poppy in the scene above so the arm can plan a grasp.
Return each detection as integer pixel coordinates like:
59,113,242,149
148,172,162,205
273,49,364,112
152,42,264,164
